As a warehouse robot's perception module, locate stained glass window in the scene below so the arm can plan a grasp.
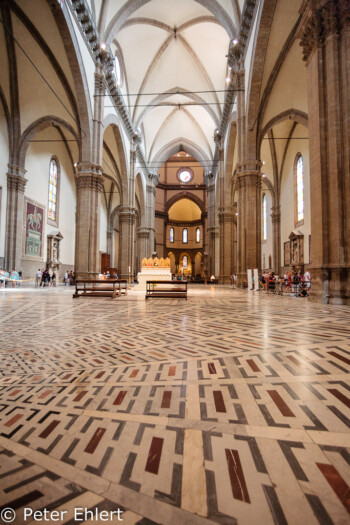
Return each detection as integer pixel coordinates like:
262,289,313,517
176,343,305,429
170,227,174,243
183,255,188,269
296,155,304,222
182,228,188,243
263,194,267,241
196,227,200,242
48,158,58,222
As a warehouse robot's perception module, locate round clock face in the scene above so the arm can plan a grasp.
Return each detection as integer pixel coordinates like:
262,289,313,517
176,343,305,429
179,170,192,183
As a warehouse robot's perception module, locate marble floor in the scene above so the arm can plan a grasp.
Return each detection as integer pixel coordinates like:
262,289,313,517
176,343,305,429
0,285,349,524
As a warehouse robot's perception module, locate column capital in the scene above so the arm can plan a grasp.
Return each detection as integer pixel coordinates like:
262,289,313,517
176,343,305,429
7,165,27,192
119,206,136,224
75,162,103,176
147,172,159,187
299,0,350,63
75,173,104,193
271,205,281,223
137,226,152,239
218,210,235,224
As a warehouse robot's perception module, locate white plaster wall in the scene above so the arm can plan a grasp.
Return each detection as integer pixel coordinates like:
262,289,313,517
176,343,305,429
0,107,9,262
280,126,311,267
261,187,273,270
100,199,108,253
24,127,76,271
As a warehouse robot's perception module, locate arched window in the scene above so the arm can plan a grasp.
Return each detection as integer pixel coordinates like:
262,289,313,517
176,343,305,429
262,194,267,241
295,154,304,225
114,55,122,86
48,157,59,225
196,227,200,242
182,228,188,243
183,255,188,269
169,227,174,243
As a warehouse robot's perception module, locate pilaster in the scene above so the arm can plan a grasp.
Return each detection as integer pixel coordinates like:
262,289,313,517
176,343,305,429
5,164,27,271
236,162,262,284
271,206,281,275
299,0,350,303
119,206,136,278
74,162,103,278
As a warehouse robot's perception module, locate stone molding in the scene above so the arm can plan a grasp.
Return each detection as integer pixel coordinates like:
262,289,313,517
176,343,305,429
271,205,281,223
94,72,105,94
7,171,27,193
119,206,136,224
299,0,350,62
218,210,235,224
137,227,151,239
76,174,104,193
236,172,261,190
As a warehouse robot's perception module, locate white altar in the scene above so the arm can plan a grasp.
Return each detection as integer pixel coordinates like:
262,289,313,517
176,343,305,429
133,257,172,291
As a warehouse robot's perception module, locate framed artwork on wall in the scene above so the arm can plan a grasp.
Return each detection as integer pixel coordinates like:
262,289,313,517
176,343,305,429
284,241,291,266
23,199,45,259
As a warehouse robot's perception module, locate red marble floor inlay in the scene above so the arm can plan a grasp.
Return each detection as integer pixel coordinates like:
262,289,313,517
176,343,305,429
168,366,176,376
130,369,139,378
247,359,260,372
145,437,164,475
9,389,21,396
38,390,52,399
84,428,106,454
267,390,295,417
5,414,23,427
113,391,127,405
73,390,88,402
327,389,350,409
327,351,350,366
213,390,227,413
208,363,217,374
317,463,350,513
225,449,250,503
96,371,105,379
161,391,172,409
39,419,60,439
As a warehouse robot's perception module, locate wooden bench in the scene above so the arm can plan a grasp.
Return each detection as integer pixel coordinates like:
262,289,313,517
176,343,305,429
73,279,128,299
146,280,187,300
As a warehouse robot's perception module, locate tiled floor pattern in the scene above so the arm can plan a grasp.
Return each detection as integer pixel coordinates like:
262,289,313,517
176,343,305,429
0,286,349,524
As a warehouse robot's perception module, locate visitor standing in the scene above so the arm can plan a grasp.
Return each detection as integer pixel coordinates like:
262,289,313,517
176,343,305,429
35,268,42,287
304,269,311,289
64,270,68,286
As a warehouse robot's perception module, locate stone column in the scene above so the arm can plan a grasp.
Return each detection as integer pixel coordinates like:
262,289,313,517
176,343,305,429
271,205,281,275
236,163,262,284
5,165,27,271
137,227,150,263
146,173,158,256
299,0,350,303
205,172,216,277
75,163,103,278
119,206,136,278
218,210,235,282
107,226,113,264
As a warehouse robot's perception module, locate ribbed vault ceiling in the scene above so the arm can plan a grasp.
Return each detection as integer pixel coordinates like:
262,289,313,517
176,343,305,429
87,0,243,168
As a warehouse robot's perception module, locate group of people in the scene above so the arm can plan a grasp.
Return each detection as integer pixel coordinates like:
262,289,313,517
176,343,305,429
0,268,22,287
64,270,75,285
261,269,311,296
36,268,57,287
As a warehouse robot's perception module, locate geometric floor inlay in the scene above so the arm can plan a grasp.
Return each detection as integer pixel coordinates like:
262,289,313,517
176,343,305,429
0,285,349,524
